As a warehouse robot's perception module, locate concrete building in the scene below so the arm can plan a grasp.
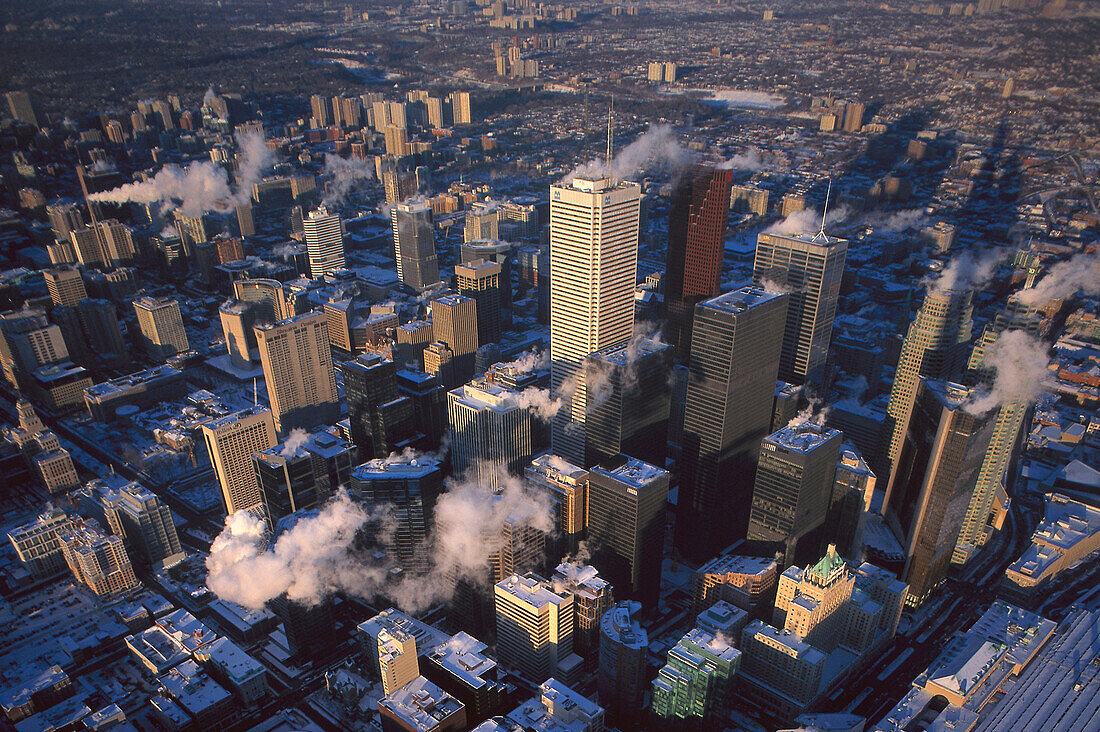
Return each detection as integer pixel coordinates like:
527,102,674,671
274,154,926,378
431,294,478,384
494,573,576,684
504,678,604,732
675,286,788,559
598,601,647,726
692,554,780,615
587,456,668,610
350,455,442,573
747,422,843,565
551,563,612,667
525,454,588,561
202,406,278,514
255,311,339,434
33,448,81,494
464,204,499,242
378,628,420,695
423,633,510,725
133,297,189,361
7,509,72,579
1004,492,1100,594
112,482,185,568
194,636,268,707
44,265,87,308
303,205,345,278
549,176,641,465
379,676,467,732
753,231,847,386
59,519,139,597
394,201,440,291
255,428,357,522
651,628,739,731
447,379,532,486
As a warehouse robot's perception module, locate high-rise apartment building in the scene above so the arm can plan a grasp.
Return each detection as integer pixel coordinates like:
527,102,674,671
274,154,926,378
884,288,974,487
394,201,440,291
455,259,502,346
255,429,357,521
494,573,576,684
96,219,137,266
885,380,996,606
464,203,500,242
584,337,673,468
114,482,185,568
255,311,339,434
447,378,532,486
310,94,333,127
525,454,588,560
842,102,865,132
376,628,419,695
675,286,788,560
47,201,85,242
44,265,88,308
664,166,733,358
202,406,278,515
431,294,478,384
598,601,648,726
449,91,472,125
303,206,345,278
59,519,140,597
133,296,189,361
587,456,669,609
350,455,442,573
550,562,613,667
651,628,740,731
549,176,641,465
747,422,843,565
342,353,417,459
6,90,42,127
7,509,73,579
78,298,127,361
753,231,847,386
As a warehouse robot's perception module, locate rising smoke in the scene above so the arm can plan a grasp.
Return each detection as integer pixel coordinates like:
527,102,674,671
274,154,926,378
928,247,1011,296
322,154,375,207
762,204,851,236
965,330,1052,415
717,147,770,171
564,124,690,183
1015,249,1100,306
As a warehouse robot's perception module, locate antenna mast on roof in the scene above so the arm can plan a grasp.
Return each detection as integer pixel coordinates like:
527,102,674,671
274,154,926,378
253,377,258,407
606,96,615,183
815,178,833,241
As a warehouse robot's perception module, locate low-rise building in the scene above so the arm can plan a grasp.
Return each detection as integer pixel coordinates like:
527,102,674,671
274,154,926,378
158,659,235,731
195,637,268,707
692,553,779,614
1004,492,1100,593
378,676,467,732
505,678,604,732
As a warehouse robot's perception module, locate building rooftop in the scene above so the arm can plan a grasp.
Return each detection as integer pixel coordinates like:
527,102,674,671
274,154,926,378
204,405,272,431
352,454,441,479
703,284,785,314
496,574,570,610
159,659,232,715
200,636,265,682
84,363,182,398
590,336,671,366
697,553,779,578
744,621,827,665
767,422,842,453
590,456,668,489
427,632,498,689
379,676,464,732
506,678,603,732
601,601,647,650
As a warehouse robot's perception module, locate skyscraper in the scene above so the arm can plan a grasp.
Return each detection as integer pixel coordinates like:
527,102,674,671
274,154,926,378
884,287,974,488
551,563,613,668
342,353,417,459
584,337,673,468
675,286,788,560
350,455,442,573
525,454,588,560
494,573,575,684
746,422,842,565
59,519,140,597
133,297,189,361
447,379,532,486
394,201,440,291
202,406,278,515
44,265,87,308
114,482,185,568
753,230,847,386
431,294,478,384
664,166,733,358
234,279,292,324
598,601,648,726
455,259,502,346
587,456,669,610
6,90,41,127
254,429,357,522
303,206,345,278
885,380,996,606
651,628,740,731
78,298,127,361
219,300,257,370
310,94,333,127
549,176,641,465
464,203,499,242
255,311,339,434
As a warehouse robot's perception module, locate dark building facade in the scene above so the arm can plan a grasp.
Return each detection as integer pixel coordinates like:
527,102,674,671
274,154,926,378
341,354,417,460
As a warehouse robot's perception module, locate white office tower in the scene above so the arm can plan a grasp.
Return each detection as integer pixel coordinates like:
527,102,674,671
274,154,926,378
495,573,576,684
549,176,641,464
447,379,532,488
303,205,345,278
393,200,440,291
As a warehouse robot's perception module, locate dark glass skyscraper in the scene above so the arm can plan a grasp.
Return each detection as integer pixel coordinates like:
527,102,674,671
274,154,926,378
674,286,788,561
341,353,416,459
664,165,733,359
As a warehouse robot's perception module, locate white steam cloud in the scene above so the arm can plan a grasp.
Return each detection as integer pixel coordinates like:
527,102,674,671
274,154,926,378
965,330,1051,415
506,388,563,421
929,247,1010,296
1015,249,1100,306
717,147,770,171
322,154,375,207
279,428,309,458
763,204,851,236
564,124,690,183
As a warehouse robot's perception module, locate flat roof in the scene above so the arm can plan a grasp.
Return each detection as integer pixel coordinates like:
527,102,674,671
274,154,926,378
702,284,785,314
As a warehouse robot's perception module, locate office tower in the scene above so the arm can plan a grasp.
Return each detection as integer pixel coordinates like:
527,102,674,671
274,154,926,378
78,298,127,360
255,429,357,521
747,423,843,565
461,241,515,308
234,279,292,324
664,166,733,358
551,563,612,668
219,300,257,370
77,163,125,224
59,519,139,597
202,406,278,515
379,676,467,732
771,381,802,432
598,601,648,725
884,288,974,484
842,102,865,132
885,380,996,606
396,368,446,452
133,296,189,361
395,321,433,368
310,94,333,127
423,341,456,389
431,294,478,383
268,594,337,660
255,311,338,434
525,454,587,560
651,628,739,731
6,90,41,127
96,219,136,265
44,266,87,309
342,353,417,458
303,205,345,278
465,204,499,242
394,201,440,291
584,337,673,468
422,634,509,725
0,308,70,389
730,185,770,216
549,176,641,465
47,240,78,266
494,573,576,683
829,447,876,558
47,201,85,241
753,230,847,386
587,456,669,610
377,628,420,695
8,509,73,579
456,259,502,346
447,379,532,486
350,456,442,573
113,482,185,568
70,226,106,267
675,286,788,560
692,554,780,615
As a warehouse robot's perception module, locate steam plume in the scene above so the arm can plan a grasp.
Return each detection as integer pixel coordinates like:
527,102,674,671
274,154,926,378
564,124,690,183
965,330,1051,415
1015,249,1100,306
928,247,1010,295
322,154,375,207
763,205,850,236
